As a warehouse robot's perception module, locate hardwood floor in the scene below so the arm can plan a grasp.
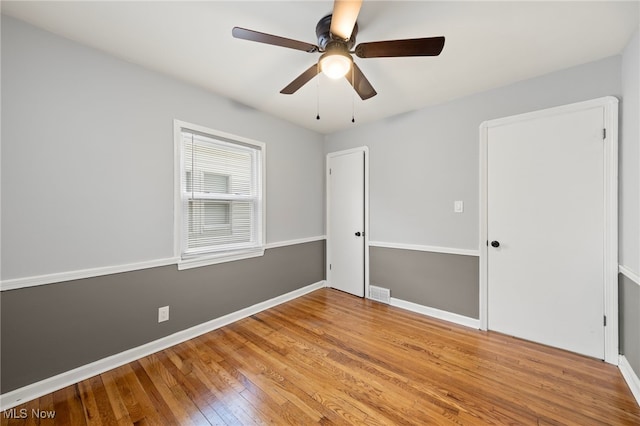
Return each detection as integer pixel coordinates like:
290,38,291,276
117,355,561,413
3,288,639,425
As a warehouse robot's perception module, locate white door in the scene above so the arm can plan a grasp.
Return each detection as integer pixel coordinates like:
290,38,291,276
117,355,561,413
327,148,367,297
486,104,608,359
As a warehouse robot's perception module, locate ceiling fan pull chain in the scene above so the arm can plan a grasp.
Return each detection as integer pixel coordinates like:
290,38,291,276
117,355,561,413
316,62,321,120
351,64,356,123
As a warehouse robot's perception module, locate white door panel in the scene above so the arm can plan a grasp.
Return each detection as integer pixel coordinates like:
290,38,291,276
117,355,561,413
487,106,605,359
327,149,365,297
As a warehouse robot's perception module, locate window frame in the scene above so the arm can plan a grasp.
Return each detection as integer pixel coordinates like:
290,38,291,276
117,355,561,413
174,120,266,270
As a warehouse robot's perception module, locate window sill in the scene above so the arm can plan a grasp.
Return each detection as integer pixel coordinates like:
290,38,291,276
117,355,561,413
177,248,265,271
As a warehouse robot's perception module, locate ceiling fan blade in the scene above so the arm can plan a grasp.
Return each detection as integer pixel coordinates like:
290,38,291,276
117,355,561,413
232,27,318,53
355,36,445,58
280,64,320,94
330,0,362,40
345,63,377,100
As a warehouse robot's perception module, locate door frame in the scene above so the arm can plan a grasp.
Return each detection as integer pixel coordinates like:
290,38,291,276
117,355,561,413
326,146,370,297
479,96,619,364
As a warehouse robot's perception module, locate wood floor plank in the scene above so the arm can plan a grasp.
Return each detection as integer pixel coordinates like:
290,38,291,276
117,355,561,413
105,366,147,425
168,347,246,424
38,392,56,426
77,377,107,425
207,330,324,423
157,347,230,425
264,300,511,424
52,384,87,426
99,370,134,425
136,355,208,426
170,339,262,425
4,288,639,425
118,363,171,425
222,324,376,425
244,312,456,424
290,292,636,422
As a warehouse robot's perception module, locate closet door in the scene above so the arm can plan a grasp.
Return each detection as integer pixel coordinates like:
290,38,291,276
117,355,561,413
482,98,617,360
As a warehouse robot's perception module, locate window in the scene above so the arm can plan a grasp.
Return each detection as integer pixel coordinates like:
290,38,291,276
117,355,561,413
175,121,265,269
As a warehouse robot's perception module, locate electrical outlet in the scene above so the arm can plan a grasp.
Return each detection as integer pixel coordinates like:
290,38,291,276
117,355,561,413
158,306,169,323
454,200,464,213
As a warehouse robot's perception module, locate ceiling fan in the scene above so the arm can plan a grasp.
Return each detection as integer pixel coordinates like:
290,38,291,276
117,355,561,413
232,0,445,100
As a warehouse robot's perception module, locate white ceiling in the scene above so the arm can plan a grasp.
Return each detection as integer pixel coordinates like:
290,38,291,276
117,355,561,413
2,1,638,134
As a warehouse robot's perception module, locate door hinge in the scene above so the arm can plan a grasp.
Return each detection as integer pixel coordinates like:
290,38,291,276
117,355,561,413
603,128,607,140
604,315,607,326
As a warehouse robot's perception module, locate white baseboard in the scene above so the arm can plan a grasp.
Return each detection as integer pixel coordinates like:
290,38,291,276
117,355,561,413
0,280,326,411
619,355,640,406
390,297,480,329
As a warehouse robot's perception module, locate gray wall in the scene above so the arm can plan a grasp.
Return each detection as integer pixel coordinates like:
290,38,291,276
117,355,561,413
620,29,639,273
620,274,640,375
1,15,325,281
1,241,325,393
0,16,326,394
620,29,639,379
371,247,478,318
326,55,622,317
326,55,622,250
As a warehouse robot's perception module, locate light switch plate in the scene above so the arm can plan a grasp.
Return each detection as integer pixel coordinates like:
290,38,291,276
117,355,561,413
454,201,464,213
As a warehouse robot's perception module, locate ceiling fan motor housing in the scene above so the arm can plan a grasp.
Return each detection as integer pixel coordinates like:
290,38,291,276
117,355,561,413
316,14,358,50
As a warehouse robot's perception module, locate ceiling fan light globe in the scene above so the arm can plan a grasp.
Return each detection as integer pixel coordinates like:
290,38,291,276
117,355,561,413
320,53,351,79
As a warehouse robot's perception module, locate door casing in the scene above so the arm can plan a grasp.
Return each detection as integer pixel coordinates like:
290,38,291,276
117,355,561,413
479,96,619,364
326,146,370,297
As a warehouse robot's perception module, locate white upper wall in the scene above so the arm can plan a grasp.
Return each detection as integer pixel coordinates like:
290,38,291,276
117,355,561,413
1,16,325,280
620,29,640,274
3,14,637,280
325,56,622,251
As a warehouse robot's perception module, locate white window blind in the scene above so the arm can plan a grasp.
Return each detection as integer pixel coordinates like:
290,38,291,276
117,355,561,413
178,126,264,262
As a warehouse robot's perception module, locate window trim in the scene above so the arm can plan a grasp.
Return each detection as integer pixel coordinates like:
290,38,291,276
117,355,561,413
174,120,266,270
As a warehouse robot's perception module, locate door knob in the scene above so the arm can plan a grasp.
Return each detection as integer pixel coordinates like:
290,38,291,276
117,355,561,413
355,232,362,237
491,240,500,248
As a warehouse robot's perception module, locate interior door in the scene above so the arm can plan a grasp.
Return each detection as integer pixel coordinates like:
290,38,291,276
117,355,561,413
487,105,606,359
327,148,366,297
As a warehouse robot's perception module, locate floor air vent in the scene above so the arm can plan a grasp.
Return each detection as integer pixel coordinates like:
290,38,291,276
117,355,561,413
369,285,391,304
